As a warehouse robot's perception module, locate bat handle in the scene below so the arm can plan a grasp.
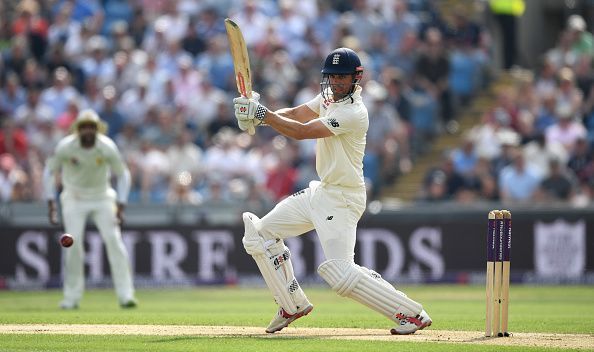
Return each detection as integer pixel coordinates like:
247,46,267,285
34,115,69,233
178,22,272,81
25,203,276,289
244,93,255,135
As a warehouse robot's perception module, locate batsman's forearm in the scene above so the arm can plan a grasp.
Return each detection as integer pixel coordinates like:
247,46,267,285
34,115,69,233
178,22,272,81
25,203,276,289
264,111,307,140
275,107,308,123
275,108,296,120
275,104,318,123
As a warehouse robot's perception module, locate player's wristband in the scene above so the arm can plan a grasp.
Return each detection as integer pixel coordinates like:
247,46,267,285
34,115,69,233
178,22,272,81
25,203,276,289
255,104,267,122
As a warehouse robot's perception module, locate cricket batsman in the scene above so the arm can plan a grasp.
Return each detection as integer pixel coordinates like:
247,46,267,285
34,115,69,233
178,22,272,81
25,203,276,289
233,48,432,334
43,109,137,309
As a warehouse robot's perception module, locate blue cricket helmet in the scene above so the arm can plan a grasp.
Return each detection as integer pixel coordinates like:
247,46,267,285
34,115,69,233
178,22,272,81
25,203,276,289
320,48,364,102
321,47,364,76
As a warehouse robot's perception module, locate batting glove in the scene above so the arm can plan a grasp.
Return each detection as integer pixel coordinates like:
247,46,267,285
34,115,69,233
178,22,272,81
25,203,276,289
237,118,255,132
234,95,267,126
251,91,261,102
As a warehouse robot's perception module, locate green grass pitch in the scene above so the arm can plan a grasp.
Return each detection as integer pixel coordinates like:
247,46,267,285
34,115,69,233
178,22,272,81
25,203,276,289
0,285,593,351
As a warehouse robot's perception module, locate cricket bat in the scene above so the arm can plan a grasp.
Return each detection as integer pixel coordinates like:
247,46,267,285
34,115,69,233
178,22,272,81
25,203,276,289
224,18,255,135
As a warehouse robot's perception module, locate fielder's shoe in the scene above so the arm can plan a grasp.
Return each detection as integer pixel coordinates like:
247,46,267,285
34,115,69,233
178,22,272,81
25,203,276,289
390,309,432,335
120,299,138,309
59,301,79,310
265,304,313,333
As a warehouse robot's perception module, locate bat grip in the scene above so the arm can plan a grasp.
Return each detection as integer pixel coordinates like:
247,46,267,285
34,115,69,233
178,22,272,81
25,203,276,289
242,92,255,135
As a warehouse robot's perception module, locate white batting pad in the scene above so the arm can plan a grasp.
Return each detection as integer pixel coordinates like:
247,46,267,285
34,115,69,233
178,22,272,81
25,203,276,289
242,212,310,315
318,259,422,322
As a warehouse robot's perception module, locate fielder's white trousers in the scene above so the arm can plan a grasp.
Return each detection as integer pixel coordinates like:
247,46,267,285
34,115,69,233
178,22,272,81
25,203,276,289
60,189,135,305
260,181,366,260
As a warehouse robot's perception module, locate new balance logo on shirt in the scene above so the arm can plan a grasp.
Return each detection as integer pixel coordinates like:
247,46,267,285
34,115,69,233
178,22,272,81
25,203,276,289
328,118,339,127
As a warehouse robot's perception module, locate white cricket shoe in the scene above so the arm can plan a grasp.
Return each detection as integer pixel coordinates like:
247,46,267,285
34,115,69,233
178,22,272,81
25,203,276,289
265,304,314,333
390,309,432,335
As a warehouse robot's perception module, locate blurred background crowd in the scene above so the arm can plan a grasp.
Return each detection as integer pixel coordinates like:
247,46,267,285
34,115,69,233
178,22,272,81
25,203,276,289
419,10,594,207
0,0,592,209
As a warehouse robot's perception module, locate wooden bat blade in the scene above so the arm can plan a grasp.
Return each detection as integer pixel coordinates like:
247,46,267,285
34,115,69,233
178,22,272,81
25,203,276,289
224,18,252,99
225,18,255,135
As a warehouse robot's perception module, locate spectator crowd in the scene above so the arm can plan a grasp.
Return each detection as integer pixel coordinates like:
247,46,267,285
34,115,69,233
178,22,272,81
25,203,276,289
0,0,491,210
420,13,594,207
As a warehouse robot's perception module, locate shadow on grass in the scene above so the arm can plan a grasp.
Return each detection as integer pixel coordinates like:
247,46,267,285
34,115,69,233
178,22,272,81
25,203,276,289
150,336,207,343
149,335,379,343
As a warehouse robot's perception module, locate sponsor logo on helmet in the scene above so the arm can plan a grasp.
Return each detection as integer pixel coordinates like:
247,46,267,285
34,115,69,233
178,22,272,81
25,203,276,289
332,53,340,65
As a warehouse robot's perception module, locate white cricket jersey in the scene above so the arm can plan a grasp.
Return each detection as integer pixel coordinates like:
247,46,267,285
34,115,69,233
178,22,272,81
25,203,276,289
46,134,127,199
306,86,368,190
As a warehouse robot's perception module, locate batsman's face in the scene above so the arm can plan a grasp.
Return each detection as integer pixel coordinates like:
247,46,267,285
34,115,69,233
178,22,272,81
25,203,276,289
329,74,353,98
78,122,97,148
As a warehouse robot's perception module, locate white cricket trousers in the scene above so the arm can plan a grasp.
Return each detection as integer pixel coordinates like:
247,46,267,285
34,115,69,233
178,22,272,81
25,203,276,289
260,181,366,260
60,189,135,305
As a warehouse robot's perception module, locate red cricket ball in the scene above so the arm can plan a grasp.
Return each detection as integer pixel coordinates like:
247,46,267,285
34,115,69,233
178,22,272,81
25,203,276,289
60,233,74,248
